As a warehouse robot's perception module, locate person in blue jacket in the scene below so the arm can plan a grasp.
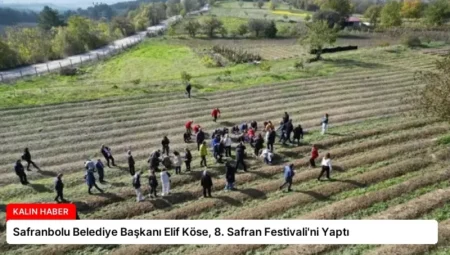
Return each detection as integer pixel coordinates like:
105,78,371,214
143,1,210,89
280,164,295,192
86,169,104,194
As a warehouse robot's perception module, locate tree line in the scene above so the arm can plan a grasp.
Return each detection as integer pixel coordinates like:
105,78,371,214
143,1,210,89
0,8,38,25
0,0,207,70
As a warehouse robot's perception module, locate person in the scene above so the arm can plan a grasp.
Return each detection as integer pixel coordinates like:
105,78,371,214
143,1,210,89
250,120,258,131
253,133,264,156
278,120,287,143
54,173,65,202
185,120,194,134
225,162,236,191
14,160,28,185
310,144,319,168
161,136,170,156
100,145,115,167
222,134,232,157
132,171,144,202
96,159,105,183
22,148,40,171
160,168,171,196
186,82,192,98
193,124,201,134
231,125,239,134
148,171,158,198
126,150,135,176
280,164,295,192
201,170,213,198
265,121,274,131
84,159,95,172
173,151,182,174
149,150,161,172
284,119,294,144
321,113,329,135
183,131,191,143
260,148,273,165
197,128,205,151
235,142,247,172
212,136,223,163
293,124,304,146
162,156,172,169
184,148,192,171
240,122,248,133
267,128,276,152
86,168,104,194
318,153,332,181
211,108,221,122
283,112,290,124
199,141,208,167
247,128,255,141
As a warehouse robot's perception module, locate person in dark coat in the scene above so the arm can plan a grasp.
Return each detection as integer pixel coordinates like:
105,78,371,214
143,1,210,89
148,150,161,172
280,164,295,192
278,120,287,143
267,129,276,152
235,142,247,172
225,163,235,191
22,148,40,171
213,136,222,163
148,171,158,198
201,170,213,197
196,128,205,151
283,112,290,124
283,119,294,144
127,150,135,176
86,169,104,194
253,133,264,156
161,136,170,156
54,173,66,202
15,160,28,185
100,145,115,167
184,148,192,171
293,124,304,146
250,120,258,131
96,159,105,183
186,82,192,98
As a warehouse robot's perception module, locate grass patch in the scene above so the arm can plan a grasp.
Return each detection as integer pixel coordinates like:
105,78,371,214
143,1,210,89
436,133,450,145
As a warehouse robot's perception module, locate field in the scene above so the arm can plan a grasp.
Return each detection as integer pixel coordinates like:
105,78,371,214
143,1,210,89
1,33,450,255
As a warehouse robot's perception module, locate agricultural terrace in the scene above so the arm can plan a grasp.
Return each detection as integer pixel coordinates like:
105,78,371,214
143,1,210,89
1,34,450,255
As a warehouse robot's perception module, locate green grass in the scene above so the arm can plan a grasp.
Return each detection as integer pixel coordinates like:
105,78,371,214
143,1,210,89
436,133,450,145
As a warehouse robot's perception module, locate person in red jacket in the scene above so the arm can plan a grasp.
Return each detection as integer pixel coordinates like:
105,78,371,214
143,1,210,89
185,120,193,135
193,124,200,134
211,108,221,122
310,144,319,168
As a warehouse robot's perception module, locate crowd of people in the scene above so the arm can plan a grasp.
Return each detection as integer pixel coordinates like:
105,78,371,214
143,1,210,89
13,110,333,204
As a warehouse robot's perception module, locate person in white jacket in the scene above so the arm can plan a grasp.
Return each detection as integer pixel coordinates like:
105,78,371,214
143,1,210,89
172,151,182,174
160,168,171,196
318,153,332,181
222,134,232,157
260,148,273,165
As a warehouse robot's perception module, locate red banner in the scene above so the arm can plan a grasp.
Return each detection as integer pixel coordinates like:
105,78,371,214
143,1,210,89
6,203,77,221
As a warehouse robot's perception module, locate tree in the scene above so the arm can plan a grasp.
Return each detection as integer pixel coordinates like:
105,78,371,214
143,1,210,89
313,10,342,28
6,27,54,64
269,0,279,10
302,20,337,60
201,16,224,38
257,0,264,9
248,19,266,37
401,0,423,19
264,20,278,38
320,0,353,18
364,5,382,27
380,1,402,27
111,16,136,37
184,19,201,37
424,0,450,26
38,6,64,30
237,23,249,36
404,57,450,120
167,0,182,17
0,39,21,70
182,0,200,13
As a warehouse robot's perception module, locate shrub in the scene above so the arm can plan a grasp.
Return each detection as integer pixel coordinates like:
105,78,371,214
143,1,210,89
184,19,201,37
378,42,390,47
212,45,262,63
305,14,311,22
259,61,272,71
401,35,421,48
237,24,249,36
59,67,78,76
181,71,192,83
294,60,304,70
201,55,217,67
264,20,278,38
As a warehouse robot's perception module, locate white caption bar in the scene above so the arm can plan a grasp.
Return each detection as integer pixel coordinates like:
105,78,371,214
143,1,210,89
7,220,437,244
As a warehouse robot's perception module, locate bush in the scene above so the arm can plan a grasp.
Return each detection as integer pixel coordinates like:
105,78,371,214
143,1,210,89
201,55,217,67
237,24,249,36
212,45,262,63
401,35,422,48
59,67,78,76
294,60,304,70
305,14,311,22
259,61,272,71
264,21,278,38
181,71,192,83
0,39,21,70
378,42,390,47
